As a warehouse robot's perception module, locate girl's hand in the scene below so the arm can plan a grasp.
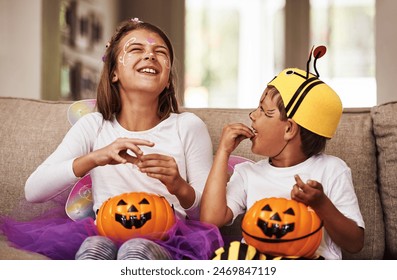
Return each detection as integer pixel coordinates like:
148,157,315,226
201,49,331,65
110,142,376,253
137,154,185,195
93,137,154,166
218,123,255,155
72,137,154,178
290,175,326,209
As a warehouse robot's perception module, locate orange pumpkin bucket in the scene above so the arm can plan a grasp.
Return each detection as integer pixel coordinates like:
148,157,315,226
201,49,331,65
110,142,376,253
242,197,323,258
96,192,175,243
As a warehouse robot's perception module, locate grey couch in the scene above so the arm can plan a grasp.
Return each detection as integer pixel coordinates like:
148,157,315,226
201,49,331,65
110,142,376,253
1,97,396,259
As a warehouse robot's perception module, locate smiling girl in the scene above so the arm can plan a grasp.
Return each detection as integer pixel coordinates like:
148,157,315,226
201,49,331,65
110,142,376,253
14,18,222,260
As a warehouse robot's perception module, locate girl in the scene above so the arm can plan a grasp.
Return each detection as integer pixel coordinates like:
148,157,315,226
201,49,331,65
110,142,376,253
7,18,221,260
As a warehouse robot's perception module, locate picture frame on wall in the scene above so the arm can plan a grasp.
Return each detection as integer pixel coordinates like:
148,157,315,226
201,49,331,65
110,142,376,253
79,64,99,99
61,60,99,100
59,0,106,100
75,0,91,51
60,0,77,47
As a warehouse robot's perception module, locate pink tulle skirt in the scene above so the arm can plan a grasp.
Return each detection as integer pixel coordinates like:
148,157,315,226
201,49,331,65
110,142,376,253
0,208,223,260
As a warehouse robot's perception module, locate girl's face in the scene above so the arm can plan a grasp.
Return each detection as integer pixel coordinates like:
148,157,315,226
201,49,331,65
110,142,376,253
249,91,289,157
113,29,171,97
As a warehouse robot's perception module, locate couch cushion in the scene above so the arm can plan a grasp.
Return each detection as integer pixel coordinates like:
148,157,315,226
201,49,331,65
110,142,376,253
0,237,49,260
325,108,384,259
0,97,73,220
371,101,397,259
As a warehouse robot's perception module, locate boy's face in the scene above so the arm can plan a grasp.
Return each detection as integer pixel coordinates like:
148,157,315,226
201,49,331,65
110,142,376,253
250,91,289,157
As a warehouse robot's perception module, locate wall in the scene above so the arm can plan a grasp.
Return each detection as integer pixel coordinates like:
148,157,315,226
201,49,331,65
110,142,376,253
376,0,397,105
0,0,117,101
0,0,42,100
285,0,309,71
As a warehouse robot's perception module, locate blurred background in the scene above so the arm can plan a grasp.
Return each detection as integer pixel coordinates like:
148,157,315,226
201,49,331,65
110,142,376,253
0,0,395,109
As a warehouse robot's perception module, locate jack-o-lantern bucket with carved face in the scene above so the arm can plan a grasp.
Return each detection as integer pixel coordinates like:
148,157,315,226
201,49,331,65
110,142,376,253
242,197,323,258
96,192,175,243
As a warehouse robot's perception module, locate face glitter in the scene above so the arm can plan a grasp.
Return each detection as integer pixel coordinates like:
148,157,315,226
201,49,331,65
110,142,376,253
119,37,137,66
146,37,156,45
118,33,171,70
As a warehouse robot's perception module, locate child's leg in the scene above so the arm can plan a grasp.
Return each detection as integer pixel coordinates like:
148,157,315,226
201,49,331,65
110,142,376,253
75,236,117,260
117,238,172,260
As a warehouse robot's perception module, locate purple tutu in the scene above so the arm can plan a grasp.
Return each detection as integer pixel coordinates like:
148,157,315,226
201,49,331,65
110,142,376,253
0,207,98,260
0,208,223,260
155,218,224,260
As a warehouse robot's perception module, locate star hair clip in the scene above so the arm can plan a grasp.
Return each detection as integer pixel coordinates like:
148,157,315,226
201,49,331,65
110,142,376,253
101,42,111,62
131,17,143,23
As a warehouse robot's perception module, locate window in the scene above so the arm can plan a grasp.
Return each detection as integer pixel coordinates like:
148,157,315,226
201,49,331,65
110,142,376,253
185,0,285,108
310,0,376,108
185,0,376,108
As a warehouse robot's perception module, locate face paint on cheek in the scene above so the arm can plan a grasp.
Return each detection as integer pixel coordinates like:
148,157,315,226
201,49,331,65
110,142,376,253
119,37,137,67
119,54,133,66
163,59,171,69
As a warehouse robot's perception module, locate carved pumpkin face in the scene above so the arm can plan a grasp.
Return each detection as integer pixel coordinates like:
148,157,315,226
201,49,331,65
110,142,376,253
242,197,322,258
96,192,175,243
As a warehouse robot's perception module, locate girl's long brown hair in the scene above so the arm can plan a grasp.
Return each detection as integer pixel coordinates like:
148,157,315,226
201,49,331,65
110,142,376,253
96,19,179,121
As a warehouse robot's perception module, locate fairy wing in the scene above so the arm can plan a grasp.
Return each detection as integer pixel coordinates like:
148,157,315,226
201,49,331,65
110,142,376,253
65,99,97,220
67,98,97,125
65,174,95,221
227,155,255,178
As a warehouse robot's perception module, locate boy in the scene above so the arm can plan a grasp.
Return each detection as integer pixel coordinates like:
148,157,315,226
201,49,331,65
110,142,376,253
201,60,365,259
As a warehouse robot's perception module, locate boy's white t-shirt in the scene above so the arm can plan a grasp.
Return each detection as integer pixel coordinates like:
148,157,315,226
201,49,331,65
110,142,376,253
226,153,365,260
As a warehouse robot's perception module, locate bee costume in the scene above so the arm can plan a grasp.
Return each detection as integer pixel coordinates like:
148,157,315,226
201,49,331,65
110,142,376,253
212,46,347,260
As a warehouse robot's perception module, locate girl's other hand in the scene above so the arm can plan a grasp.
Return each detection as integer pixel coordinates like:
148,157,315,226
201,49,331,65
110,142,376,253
93,137,154,166
137,153,185,195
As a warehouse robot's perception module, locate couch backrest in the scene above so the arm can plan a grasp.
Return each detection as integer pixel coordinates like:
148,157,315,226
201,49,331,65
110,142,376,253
371,102,397,259
325,108,385,259
0,98,73,220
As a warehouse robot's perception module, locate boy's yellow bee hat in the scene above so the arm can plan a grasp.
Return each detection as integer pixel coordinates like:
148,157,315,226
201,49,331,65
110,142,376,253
268,46,342,138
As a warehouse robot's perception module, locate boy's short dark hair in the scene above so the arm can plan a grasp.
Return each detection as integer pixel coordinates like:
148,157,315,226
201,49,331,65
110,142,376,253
267,86,327,157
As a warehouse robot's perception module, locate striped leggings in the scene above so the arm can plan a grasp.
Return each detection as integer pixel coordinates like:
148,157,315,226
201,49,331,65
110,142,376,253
75,236,172,260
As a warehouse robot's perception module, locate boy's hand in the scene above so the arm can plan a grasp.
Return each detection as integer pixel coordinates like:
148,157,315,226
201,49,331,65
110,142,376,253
218,123,255,154
291,175,326,209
